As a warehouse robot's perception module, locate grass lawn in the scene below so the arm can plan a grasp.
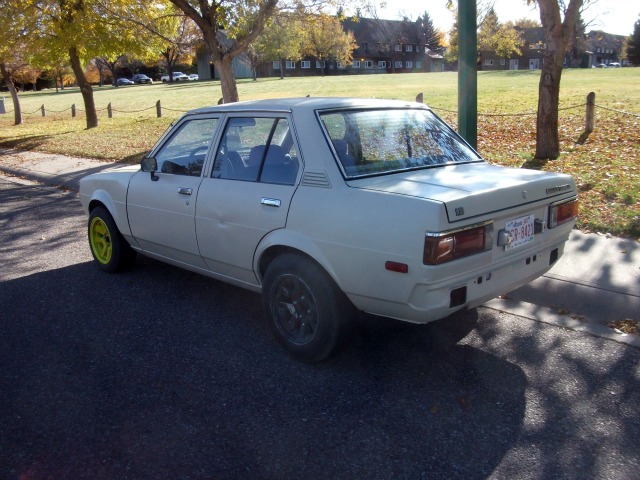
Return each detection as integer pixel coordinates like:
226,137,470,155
1,68,639,237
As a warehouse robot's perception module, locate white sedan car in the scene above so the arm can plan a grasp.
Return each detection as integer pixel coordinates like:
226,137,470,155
79,98,578,362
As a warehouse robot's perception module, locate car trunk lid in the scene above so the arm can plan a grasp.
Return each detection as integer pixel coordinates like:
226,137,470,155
346,163,575,223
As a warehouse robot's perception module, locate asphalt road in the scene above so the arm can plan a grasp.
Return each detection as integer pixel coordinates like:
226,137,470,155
1,176,639,480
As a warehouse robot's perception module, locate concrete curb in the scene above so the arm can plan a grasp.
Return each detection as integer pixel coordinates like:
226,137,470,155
482,298,640,349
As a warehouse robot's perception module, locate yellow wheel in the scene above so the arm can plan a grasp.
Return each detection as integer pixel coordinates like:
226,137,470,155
88,206,136,272
89,216,112,264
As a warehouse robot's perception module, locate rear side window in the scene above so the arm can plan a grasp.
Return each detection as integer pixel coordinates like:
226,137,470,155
320,108,481,178
212,117,299,185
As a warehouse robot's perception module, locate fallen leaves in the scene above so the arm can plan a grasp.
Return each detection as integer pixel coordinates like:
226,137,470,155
608,319,640,336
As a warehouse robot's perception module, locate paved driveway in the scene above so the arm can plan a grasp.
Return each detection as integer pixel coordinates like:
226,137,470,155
1,176,639,479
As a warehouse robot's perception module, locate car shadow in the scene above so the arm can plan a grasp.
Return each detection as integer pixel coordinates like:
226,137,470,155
0,258,527,480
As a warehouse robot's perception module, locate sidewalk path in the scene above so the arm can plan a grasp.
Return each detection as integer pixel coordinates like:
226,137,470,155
1,148,638,346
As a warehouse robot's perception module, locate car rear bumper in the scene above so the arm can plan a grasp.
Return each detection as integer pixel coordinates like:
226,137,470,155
352,239,567,324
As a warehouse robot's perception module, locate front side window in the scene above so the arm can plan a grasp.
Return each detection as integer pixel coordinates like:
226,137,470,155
320,108,481,178
212,117,299,185
155,118,218,176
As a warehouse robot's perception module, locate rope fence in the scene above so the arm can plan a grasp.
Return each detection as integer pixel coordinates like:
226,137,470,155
1,93,638,124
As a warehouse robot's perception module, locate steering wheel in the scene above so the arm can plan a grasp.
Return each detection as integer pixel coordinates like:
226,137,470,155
190,145,209,162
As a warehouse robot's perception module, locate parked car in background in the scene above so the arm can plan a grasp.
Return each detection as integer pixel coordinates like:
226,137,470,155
160,72,189,82
79,97,578,362
188,74,199,81
116,78,135,86
595,63,608,68
608,62,621,68
132,74,153,84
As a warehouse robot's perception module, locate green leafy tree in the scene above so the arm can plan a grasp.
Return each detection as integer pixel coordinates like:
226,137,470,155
30,0,167,129
627,17,640,65
476,8,523,68
444,1,500,62
251,13,306,80
0,1,35,125
302,13,357,76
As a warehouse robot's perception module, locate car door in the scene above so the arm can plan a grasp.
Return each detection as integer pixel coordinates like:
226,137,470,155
195,115,301,285
127,115,220,268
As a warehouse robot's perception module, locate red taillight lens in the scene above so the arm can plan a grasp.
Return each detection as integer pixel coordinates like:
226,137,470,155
424,224,490,265
549,198,579,228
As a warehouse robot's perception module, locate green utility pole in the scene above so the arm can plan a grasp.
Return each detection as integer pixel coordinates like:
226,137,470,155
458,0,477,149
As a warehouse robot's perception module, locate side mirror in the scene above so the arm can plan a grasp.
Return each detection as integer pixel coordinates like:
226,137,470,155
141,157,159,181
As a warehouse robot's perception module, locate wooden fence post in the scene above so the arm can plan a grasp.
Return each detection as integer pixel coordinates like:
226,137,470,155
416,93,423,103
107,102,112,118
41,104,46,117
585,92,595,133
71,104,76,118
156,100,162,118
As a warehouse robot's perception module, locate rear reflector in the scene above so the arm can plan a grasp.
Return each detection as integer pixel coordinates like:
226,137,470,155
424,222,492,265
385,261,408,273
549,198,579,228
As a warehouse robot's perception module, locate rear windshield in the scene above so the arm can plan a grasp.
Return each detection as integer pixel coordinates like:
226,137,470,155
319,108,481,178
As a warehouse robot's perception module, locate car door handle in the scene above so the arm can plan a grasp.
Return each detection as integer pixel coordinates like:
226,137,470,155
178,187,193,195
261,197,281,207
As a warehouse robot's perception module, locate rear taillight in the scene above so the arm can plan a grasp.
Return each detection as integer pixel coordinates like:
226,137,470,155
424,222,492,265
548,198,579,228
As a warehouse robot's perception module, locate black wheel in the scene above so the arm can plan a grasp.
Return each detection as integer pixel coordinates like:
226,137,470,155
262,254,354,362
88,206,136,273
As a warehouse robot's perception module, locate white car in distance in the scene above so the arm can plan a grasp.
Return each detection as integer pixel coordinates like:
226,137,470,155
79,97,578,362
160,71,189,82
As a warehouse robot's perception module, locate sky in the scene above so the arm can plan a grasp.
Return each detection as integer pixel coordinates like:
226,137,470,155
371,0,639,37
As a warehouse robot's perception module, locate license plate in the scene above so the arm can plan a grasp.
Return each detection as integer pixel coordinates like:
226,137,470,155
504,213,535,250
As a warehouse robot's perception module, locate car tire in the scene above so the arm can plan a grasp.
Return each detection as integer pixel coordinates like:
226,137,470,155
262,253,354,363
88,206,136,273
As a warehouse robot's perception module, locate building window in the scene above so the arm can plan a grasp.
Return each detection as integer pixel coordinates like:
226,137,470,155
406,45,413,52
361,42,369,52
353,60,361,68
337,61,346,69
286,61,295,69
365,60,373,68
395,44,402,52
416,61,422,69
500,58,505,65
484,59,494,66
406,61,413,68
316,61,325,69
301,61,311,69
395,60,403,68
273,61,280,70
378,60,386,68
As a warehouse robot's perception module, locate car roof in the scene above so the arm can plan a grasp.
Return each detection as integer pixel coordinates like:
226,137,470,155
186,97,431,116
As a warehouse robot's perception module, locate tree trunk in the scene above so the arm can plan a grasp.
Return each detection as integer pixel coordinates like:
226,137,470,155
534,0,583,160
279,57,284,79
215,57,239,103
535,54,562,159
0,63,23,126
69,46,98,129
